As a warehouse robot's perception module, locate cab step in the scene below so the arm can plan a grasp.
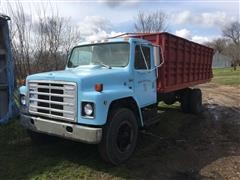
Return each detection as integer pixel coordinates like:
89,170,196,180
142,108,165,127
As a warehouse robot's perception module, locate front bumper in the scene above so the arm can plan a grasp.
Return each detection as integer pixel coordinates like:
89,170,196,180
20,114,102,144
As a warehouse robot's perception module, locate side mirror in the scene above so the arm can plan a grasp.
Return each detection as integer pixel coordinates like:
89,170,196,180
153,46,160,66
153,46,164,68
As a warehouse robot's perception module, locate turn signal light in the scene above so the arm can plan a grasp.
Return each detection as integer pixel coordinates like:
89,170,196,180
95,83,103,92
19,79,25,86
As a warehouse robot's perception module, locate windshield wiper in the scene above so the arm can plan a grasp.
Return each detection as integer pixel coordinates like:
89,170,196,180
99,62,112,69
93,60,112,69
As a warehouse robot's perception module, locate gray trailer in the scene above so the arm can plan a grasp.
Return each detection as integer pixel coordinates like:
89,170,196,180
0,14,14,124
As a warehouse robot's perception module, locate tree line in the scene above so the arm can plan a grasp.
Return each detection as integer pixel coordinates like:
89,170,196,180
5,4,240,80
7,3,80,79
206,22,240,70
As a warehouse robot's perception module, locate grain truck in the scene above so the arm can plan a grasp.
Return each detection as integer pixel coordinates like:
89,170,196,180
19,32,213,164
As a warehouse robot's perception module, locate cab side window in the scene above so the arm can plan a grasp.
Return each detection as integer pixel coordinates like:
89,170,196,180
134,45,151,70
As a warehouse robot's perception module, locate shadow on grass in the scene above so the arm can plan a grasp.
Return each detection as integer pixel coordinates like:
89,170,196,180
0,103,240,179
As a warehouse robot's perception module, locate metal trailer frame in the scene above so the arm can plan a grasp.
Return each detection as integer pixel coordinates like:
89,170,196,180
0,14,15,124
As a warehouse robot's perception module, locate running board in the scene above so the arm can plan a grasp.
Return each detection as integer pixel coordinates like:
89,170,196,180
143,110,165,127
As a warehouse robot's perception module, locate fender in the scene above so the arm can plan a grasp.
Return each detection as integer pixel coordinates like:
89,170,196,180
107,96,143,127
79,88,143,126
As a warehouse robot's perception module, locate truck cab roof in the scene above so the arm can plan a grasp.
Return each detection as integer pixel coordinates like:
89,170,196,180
77,37,152,47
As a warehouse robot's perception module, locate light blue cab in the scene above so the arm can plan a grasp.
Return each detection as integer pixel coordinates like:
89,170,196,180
19,37,160,165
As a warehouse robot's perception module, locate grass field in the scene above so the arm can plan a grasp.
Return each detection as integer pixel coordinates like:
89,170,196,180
212,67,240,86
0,120,131,179
0,67,239,179
0,111,190,180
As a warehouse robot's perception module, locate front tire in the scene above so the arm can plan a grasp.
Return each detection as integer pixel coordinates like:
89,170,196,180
98,108,138,165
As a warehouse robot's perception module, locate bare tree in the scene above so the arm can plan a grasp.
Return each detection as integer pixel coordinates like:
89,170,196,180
205,38,227,53
7,2,34,79
6,2,81,77
34,15,80,72
225,43,240,69
222,21,240,70
223,21,240,45
45,16,64,70
62,19,81,57
134,10,168,33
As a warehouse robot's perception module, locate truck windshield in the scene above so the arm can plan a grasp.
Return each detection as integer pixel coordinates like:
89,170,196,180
68,42,130,68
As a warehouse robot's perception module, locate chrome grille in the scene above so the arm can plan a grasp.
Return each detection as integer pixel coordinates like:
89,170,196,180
28,80,77,122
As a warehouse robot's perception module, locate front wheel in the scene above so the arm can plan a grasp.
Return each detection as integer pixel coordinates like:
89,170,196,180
98,108,138,165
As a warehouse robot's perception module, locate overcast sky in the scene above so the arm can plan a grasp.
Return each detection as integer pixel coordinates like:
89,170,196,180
1,0,239,43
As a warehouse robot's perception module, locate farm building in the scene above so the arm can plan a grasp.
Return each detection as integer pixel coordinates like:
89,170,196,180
212,52,232,68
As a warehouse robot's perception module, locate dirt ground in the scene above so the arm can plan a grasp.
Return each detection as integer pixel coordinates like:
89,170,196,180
1,83,239,179
127,83,240,180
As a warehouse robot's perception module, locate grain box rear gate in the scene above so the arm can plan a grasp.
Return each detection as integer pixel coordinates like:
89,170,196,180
0,14,15,124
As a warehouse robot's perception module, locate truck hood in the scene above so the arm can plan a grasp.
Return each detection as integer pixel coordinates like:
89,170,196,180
26,65,130,86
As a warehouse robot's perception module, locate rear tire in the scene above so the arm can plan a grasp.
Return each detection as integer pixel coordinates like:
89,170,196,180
180,88,191,113
98,108,138,165
190,89,203,114
162,92,176,105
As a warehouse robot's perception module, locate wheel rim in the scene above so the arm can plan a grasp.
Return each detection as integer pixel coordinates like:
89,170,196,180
116,121,134,153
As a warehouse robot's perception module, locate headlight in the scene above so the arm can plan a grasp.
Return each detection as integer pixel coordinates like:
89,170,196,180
20,95,26,105
84,103,93,116
82,102,94,117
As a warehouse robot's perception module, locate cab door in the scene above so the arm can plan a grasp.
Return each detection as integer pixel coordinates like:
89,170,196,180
133,44,157,107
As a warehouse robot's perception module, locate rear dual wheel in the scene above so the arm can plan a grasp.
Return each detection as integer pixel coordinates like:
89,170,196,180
190,89,203,114
181,88,203,114
181,88,192,113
